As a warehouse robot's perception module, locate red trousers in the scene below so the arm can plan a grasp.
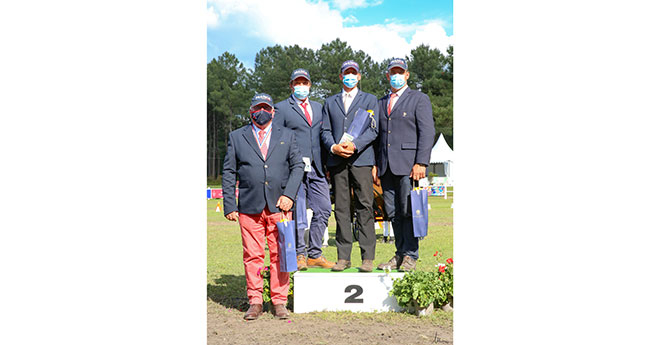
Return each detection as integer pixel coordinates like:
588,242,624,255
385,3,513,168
239,208,291,305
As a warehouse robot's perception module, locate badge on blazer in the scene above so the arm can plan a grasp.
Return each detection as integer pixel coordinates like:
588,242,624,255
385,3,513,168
403,112,407,117
367,109,376,128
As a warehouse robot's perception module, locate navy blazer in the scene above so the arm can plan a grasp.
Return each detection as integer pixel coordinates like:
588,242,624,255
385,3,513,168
222,124,304,215
321,90,379,167
273,95,325,175
376,87,435,176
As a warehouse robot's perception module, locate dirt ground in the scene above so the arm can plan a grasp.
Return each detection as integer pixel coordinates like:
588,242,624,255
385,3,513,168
208,302,453,345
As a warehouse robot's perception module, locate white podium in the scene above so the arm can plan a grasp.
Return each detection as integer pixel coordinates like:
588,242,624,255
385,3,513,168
293,270,405,313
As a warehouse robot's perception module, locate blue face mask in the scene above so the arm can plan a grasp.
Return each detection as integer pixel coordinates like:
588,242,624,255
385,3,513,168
342,74,358,88
293,85,310,100
389,74,406,89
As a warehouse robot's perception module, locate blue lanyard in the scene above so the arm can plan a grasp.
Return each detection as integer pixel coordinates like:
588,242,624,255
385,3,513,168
252,125,272,149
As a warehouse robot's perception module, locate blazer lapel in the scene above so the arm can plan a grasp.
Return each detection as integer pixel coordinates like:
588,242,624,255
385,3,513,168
265,126,283,162
311,102,322,127
345,90,363,116
242,126,265,162
390,87,411,115
289,96,311,126
334,95,347,116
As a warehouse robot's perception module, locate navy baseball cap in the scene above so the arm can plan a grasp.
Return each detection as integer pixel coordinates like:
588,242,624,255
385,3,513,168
340,60,360,74
387,58,408,71
290,68,311,82
250,93,274,108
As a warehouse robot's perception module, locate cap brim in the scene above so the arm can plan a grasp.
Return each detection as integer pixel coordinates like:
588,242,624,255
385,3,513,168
251,101,273,107
291,75,310,81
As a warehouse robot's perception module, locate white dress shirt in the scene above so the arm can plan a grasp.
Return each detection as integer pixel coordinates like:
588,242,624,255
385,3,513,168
342,87,358,112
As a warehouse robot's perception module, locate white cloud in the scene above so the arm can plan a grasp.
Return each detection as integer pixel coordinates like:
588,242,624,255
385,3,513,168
339,20,453,62
207,0,452,63
207,6,219,28
331,0,383,11
343,14,359,24
208,0,343,50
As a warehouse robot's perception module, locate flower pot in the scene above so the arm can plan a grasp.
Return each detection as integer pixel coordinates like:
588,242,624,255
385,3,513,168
442,297,453,312
413,301,434,316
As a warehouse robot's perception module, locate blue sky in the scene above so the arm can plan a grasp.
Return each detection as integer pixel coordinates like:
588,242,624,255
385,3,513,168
207,0,453,69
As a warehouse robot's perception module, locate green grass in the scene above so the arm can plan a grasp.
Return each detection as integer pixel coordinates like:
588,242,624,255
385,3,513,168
207,196,453,321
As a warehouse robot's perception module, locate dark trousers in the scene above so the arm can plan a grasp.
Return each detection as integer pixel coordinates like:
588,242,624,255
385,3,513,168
294,167,331,259
330,163,376,261
381,167,419,260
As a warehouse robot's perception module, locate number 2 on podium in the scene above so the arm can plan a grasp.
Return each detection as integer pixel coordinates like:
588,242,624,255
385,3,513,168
344,285,364,303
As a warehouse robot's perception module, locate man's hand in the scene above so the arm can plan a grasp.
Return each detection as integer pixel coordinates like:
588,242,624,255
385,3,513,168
372,166,380,186
276,195,294,212
409,163,426,181
225,211,239,222
331,143,353,158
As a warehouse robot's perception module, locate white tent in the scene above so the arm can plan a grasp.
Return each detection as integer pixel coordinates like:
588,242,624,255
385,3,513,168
428,133,453,184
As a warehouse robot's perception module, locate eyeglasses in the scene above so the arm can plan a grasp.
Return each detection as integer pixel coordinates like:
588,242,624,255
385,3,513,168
250,104,273,113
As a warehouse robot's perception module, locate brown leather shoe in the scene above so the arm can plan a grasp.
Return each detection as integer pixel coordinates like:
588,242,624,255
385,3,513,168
358,259,373,272
399,255,417,272
243,304,263,320
272,304,290,319
331,259,351,271
377,255,402,270
297,254,307,271
307,255,335,269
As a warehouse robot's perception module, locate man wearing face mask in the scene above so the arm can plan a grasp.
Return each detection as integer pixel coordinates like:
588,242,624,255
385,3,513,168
374,58,435,272
222,93,304,320
320,60,379,272
273,68,335,270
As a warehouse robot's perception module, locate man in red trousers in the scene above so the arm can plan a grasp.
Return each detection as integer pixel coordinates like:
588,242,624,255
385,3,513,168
222,93,304,320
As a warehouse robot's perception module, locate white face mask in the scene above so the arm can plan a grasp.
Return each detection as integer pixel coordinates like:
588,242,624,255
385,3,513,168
390,74,406,89
342,74,358,88
293,85,310,100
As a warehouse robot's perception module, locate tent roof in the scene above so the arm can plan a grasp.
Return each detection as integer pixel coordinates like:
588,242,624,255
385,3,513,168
429,133,453,163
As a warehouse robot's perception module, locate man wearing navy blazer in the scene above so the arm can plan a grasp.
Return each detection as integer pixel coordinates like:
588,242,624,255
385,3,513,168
321,60,379,272
273,68,335,270
374,58,435,272
222,93,304,320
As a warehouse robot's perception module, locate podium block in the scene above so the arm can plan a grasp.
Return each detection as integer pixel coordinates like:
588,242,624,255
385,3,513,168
293,270,405,313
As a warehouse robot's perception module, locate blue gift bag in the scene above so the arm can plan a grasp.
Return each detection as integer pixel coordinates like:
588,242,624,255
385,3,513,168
295,184,308,230
276,215,298,272
410,187,429,238
339,108,374,144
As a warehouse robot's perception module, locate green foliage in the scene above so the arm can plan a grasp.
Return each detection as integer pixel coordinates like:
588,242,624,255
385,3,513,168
435,256,454,306
408,45,453,146
207,40,453,173
390,252,454,311
259,266,294,304
390,270,444,309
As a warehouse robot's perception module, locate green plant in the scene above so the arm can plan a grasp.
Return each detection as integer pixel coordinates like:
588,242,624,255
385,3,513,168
259,266,294,304
435,254,453,306
390,270,444,309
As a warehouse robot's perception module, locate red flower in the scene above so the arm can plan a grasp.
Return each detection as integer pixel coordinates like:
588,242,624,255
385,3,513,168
257,267,262,276
433,251,438,257
438,265,446,273
446,258,453,264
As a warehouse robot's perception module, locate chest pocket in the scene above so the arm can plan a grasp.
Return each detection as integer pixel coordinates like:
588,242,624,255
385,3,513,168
402,142,416,150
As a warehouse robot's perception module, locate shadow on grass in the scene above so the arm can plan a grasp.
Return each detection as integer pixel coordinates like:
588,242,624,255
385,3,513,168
207,275,249,311
208,274,295,311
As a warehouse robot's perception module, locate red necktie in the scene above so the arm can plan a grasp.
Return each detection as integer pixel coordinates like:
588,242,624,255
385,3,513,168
388,93,398,115
302,102,312,125
258,130,268,158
